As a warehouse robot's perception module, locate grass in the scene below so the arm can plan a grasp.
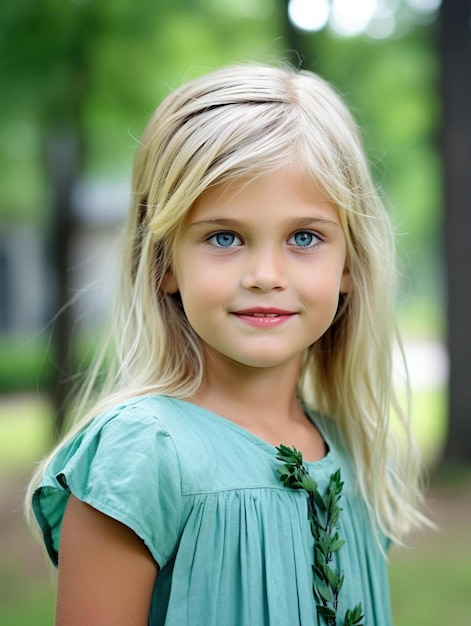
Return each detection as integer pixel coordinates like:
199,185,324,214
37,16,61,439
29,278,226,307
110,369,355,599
2,553,471,626
0,387,448,474
390,527,471,625
0,579,54,626
408,386,447,467
1,389,469,625
0,395,53,473
0,335,52,394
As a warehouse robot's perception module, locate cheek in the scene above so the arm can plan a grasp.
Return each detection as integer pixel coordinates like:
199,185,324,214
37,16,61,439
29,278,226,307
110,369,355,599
305,265,345,297
182,261,234,296
178,272,227,316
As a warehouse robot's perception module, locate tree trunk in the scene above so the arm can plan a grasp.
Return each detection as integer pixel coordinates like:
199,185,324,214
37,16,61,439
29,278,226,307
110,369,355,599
46,128,81,439
440,0,471,463
44,7,91,439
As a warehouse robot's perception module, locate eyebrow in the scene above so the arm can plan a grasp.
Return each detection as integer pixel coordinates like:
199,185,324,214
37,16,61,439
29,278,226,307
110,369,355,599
188,217,341,229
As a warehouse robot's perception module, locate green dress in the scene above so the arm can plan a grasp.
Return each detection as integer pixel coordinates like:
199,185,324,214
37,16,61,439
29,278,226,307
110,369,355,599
33,395,393,625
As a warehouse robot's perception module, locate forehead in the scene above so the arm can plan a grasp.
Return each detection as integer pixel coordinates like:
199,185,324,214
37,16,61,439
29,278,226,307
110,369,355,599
187,166,341,224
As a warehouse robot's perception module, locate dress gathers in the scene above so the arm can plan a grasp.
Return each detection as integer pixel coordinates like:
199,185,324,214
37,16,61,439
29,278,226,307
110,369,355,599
33,395,392,625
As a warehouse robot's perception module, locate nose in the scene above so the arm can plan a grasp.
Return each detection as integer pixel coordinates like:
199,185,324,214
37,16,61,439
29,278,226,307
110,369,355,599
241,245,288,292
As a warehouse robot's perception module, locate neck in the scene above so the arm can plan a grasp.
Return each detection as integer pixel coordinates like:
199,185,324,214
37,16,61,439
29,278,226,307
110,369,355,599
190,352,304,426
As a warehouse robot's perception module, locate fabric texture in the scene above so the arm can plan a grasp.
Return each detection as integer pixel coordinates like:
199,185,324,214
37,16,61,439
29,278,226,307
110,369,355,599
33,395,392,625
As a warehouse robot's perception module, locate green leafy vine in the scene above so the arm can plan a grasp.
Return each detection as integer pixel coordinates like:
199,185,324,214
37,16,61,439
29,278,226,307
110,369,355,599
276,444,364,626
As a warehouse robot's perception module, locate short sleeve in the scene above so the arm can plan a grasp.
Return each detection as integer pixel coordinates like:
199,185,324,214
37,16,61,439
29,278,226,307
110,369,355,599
32,404,183,568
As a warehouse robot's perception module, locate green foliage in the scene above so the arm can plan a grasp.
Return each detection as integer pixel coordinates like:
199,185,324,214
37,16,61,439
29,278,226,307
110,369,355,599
0,403,466,624
390,514,471,626
0,395,53,472
0,582,54,626
311,28,441,310
0,0,285,210
0,329,105,395
276,445,363,625
0,2,443,387
0,336,52,393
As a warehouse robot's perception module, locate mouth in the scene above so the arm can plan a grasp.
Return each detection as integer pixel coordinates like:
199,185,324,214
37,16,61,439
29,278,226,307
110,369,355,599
233,308,295,317
231,308,296,327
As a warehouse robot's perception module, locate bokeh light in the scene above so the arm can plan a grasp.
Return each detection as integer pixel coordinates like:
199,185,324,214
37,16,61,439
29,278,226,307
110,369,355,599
287,0,442,39
288,0,330,32
330,0,377,37
366,4,396,39
407,0,442,14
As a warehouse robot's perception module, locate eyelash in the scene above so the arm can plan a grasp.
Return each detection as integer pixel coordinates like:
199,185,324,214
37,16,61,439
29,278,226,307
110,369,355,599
205,230,323,250
206,231,243,248
287,231,322,248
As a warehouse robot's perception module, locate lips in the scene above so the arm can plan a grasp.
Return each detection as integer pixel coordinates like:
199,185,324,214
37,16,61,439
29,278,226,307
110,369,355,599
231,308,296,327
233,308,294,316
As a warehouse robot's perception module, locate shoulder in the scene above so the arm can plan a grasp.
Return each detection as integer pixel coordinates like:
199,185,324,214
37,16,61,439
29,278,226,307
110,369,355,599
48,394,208,502
58,394,198,454
95,393,208,435
92,393,192,429
303,404,346,455
44,395,182,480
303,404,359,492
33,394,189,567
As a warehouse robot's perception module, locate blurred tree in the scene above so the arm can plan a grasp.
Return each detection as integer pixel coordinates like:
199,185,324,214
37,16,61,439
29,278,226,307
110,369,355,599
0,1,96,436
0,0,284,436
286,16,441,331
0,0,184,435
280,0,315,68
440,0,471,464
0,0,446,447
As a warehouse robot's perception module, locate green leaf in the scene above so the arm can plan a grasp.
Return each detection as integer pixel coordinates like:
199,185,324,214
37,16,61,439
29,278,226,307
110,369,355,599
277,466,290,477
313,489,327,511
313,565,326,581
331,468,342,486
325,565,337,588
315,582,333,604
345,603,364,625
276,449,364,624
318,528,331,547
275,444,303,465
330,507,340,527
333,572,344,592
310,519,320,541
315,546,328,569
302,473,318,492
317,605,336,618
330,538,345,552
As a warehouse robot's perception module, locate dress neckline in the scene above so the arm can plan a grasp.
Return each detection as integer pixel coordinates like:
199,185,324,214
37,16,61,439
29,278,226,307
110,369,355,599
162,396,334,470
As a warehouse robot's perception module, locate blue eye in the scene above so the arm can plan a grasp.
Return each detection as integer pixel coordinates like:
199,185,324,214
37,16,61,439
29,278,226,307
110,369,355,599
208,232,242,248
289,231,320,248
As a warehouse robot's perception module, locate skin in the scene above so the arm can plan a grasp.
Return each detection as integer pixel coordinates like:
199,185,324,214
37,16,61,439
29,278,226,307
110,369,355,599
56,496,158,625
57,166,349,623
165,166,350,462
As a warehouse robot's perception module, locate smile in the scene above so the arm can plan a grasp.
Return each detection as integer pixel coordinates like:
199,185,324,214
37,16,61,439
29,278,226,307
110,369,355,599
231,308,296,327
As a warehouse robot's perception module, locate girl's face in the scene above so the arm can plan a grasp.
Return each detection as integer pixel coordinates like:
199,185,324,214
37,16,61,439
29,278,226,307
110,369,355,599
164,167,350,375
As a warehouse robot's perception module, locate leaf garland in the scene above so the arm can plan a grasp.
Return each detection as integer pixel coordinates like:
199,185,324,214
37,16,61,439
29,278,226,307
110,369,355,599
276,444,364,626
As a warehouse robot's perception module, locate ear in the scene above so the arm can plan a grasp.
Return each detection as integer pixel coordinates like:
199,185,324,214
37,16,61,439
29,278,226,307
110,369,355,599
340,267,351,294
160,269,179,294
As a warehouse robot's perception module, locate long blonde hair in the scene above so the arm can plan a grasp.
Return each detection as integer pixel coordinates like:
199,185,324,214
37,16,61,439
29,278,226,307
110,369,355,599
27,63,427,542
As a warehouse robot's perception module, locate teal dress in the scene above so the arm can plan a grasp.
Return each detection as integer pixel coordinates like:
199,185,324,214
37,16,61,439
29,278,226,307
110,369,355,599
33,395,393,625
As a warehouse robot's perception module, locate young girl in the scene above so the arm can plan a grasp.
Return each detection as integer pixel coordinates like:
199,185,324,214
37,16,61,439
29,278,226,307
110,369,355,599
28,64,427,625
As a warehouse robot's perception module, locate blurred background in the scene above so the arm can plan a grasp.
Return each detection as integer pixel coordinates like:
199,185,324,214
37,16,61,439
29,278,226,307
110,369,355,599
1,0,470,624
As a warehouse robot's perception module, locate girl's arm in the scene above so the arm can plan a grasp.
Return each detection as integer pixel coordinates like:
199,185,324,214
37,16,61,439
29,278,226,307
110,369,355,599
56,495,159,626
